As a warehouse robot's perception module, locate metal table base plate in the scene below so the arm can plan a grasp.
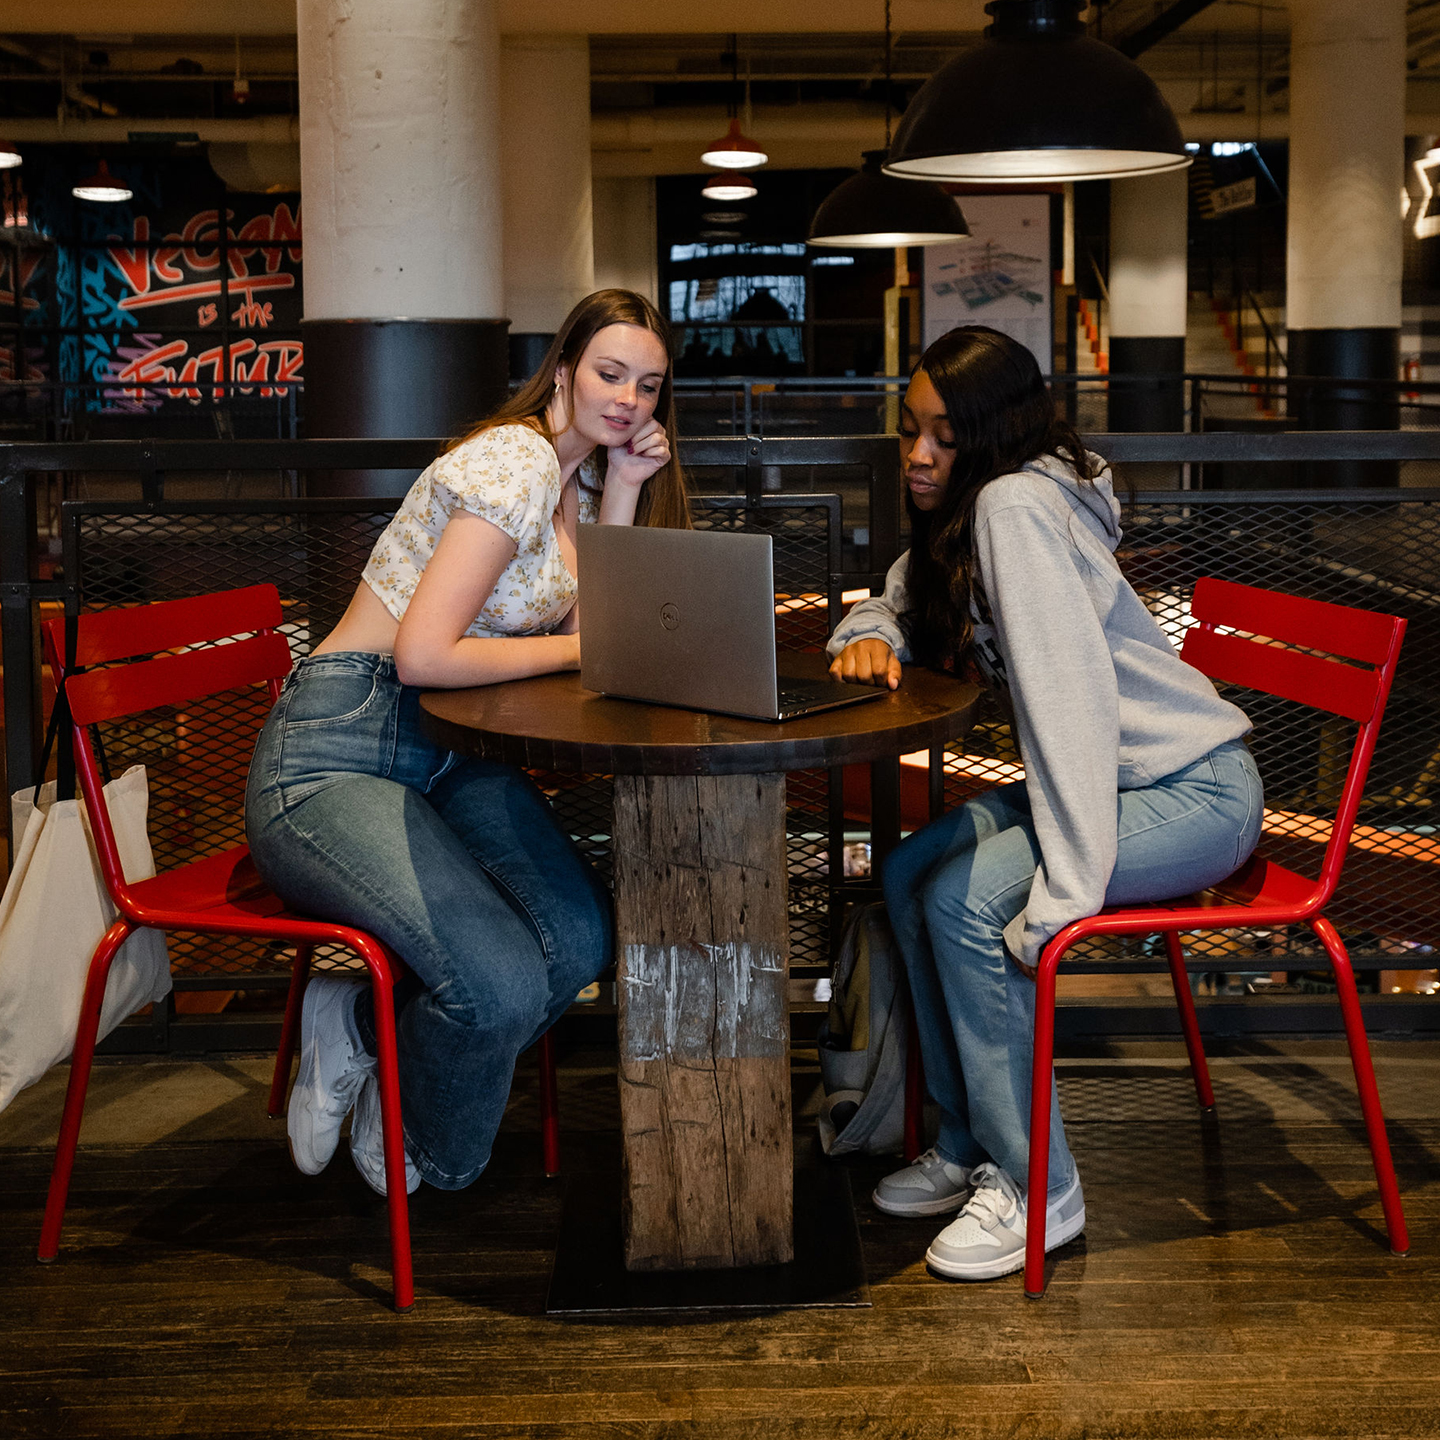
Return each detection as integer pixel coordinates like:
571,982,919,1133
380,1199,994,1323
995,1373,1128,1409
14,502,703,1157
546,1166,870,1315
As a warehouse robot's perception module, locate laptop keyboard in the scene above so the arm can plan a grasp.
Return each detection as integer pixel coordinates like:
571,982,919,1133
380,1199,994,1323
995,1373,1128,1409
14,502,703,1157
775,676,880,718
777,679,844,707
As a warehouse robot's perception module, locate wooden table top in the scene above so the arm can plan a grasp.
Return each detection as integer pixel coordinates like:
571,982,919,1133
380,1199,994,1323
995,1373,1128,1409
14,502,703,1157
419,652,980,776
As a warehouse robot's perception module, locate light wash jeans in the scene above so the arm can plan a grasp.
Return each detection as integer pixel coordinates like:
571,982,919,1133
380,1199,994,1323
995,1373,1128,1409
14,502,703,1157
882,738,1263,1200
245,652,611,1189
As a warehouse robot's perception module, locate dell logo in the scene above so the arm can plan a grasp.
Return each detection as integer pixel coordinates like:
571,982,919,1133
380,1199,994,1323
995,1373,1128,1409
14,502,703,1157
660,603,680,631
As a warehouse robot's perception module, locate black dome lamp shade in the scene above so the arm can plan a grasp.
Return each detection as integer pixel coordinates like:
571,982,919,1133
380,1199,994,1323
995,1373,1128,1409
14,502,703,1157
884,0,1191,184
808,0,970,249
809,151,970,247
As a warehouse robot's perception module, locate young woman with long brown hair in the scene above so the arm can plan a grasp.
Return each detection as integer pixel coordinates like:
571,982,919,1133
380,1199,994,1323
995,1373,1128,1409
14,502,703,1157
246,290,690,1196
829,325,1262,1281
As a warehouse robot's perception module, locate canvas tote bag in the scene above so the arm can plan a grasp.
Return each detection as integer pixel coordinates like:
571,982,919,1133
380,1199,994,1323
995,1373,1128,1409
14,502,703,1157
0,764,171,1110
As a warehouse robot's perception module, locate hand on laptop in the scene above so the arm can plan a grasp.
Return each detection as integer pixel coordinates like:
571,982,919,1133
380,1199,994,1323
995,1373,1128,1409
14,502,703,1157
829,639,902,691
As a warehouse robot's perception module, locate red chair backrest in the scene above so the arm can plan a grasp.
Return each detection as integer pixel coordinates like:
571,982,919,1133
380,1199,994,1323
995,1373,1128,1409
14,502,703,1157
40,585,292,914
1180,576,1406,901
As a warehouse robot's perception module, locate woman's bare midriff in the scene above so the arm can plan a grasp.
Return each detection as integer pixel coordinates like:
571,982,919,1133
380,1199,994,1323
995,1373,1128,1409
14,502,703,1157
312,581,401,657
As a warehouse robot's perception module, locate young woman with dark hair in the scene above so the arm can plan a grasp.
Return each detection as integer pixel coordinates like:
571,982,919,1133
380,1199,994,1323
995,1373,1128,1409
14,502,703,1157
828,325,1262,1281
246,289,690,1196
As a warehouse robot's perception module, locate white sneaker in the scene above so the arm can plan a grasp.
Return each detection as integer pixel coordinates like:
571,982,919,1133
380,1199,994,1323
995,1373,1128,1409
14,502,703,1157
872,1148,974,1217
924,1162,1085,1281
349,1074,421,1197
287,978,375,1176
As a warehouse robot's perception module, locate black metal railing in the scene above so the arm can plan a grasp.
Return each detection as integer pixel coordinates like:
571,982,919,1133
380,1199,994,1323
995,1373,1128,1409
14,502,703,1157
4,430,1440,1045
11,372,1440,445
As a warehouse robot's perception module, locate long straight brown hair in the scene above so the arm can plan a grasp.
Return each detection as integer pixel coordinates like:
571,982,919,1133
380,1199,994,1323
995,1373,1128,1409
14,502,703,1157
449,289,692,529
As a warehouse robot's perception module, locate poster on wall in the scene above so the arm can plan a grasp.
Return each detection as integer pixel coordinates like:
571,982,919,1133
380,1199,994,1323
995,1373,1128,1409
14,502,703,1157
19,152,302,418
921,193,1052,372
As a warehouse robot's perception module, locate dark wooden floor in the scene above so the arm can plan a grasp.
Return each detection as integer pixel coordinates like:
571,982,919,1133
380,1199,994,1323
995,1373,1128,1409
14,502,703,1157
2,1040,1438,1440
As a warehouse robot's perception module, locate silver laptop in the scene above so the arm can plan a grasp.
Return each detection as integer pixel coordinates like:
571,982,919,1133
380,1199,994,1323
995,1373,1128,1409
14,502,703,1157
578,524,885,722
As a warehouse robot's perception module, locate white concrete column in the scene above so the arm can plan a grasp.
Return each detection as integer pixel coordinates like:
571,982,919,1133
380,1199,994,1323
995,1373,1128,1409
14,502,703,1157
500,33,594,372
1109,169,1188,343
296,0,510,478
1108,168,1189,429
297,0,503,321
593,176,658,306
1286,0,1405,456
1287,0,1405,335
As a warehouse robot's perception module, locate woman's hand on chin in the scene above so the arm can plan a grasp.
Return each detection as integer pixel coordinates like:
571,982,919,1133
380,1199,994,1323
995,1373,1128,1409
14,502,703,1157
605,418,670,491
829,639,902,690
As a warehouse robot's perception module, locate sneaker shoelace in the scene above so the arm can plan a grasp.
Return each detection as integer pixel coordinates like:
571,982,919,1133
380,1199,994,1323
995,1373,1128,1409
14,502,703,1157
960,1172,1019,1230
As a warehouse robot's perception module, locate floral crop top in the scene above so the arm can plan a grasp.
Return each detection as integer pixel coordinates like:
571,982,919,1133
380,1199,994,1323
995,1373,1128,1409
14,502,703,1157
362,423,600,639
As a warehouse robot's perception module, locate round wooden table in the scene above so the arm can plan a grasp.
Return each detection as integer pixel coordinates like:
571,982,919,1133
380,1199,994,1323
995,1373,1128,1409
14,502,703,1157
421,654,979,1273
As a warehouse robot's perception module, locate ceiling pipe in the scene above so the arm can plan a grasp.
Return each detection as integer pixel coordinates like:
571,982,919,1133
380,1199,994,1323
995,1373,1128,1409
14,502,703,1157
4,101,1431,162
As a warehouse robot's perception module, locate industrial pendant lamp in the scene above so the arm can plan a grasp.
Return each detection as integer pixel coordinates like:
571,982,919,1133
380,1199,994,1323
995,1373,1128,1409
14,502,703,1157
701,36,767,171
73,160,132,202
810,1,969,247
885,0,1190,183
809,150,969,245
701,176,758,202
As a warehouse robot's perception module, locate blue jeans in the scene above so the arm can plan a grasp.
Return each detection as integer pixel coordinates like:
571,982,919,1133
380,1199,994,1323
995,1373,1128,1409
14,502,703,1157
245,652,612,1189
881,738,1263,1200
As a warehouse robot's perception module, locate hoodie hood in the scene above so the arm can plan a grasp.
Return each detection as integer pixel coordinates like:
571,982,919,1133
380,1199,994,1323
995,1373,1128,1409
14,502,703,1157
1024,450,1122,552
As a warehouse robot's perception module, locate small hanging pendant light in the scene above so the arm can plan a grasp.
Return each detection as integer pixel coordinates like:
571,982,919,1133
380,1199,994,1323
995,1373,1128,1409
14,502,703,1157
885,0,1190,184
702,36,768,171
810,2,968,248
809,151,969,247
701,117,768,171
701,176,758,202
73,160,132,202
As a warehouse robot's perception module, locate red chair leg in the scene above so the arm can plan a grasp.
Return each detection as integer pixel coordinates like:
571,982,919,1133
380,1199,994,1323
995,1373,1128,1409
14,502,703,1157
364,948,414,1312
1024,943,1062,1299
903,1008,925,1163
267,945,312,1119
537,1030,561,1179
1311,916,1410,1256
37,920,134,1262
1163,931,1215,1110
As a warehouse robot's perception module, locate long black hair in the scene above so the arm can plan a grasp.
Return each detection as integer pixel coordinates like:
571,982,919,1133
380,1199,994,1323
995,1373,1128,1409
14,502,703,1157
901,325,1095,669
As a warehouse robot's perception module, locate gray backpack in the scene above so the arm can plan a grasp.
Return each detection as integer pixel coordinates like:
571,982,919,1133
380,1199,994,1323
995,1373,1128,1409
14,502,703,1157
816,903,912,1156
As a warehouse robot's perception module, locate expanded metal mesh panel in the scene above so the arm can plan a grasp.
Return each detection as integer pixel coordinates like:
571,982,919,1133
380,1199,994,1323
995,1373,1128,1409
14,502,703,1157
940,493,1440,970
692,495,841,969
692,495,835,653
69,494,844,980
72,506,397,981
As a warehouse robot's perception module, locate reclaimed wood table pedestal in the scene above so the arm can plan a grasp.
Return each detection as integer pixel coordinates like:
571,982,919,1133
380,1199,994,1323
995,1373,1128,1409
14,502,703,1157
613,771,792,1269
420,654,979,1282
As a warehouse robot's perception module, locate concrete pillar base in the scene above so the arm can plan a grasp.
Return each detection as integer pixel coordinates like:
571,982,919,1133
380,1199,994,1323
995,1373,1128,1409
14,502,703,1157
1107,336,1186,432
510,332,556,383
302,317,510,496
1287,326,1400,487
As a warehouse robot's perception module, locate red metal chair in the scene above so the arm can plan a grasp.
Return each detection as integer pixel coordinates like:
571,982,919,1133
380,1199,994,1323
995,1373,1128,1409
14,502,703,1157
35,585,561,1312
1024,577,1410,1296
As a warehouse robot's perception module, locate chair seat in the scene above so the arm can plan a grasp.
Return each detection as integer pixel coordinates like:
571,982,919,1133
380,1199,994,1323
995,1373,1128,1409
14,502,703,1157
127,846,336,936
1076,850,1322,938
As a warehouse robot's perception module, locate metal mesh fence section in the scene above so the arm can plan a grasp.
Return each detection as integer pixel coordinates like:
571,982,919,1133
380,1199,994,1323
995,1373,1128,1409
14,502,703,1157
72,506,396,981
693,496,840,972
70,494,844,981
940,492,1440,970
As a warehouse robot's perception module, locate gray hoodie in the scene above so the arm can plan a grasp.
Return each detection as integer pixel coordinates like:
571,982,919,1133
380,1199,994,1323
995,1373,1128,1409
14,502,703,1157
827,453,1251,966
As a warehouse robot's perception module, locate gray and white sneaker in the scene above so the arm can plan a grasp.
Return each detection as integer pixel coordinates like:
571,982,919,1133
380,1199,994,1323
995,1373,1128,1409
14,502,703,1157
924,1162,1085,1281
349,1074,421,1197
287,978,375,1176
873,1147,974,1217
